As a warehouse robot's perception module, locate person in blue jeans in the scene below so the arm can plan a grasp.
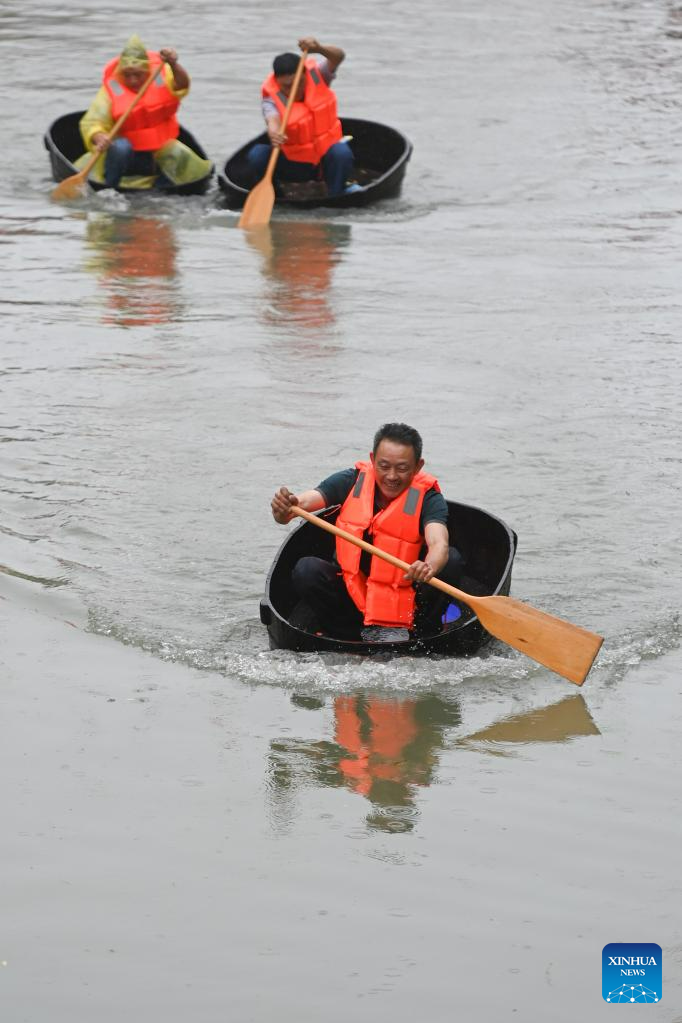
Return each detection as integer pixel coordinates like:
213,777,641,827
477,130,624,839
79,36,212,191
245,35,361,198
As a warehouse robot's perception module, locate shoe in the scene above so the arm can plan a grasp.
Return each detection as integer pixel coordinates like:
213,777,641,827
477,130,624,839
441,602,462,625
361,625,410,643
289,600,321,634
344,182,364,194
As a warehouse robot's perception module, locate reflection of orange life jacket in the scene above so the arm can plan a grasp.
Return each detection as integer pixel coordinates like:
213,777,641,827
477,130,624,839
267,223,337,329
335,696,418,796
103,53,180,151
336,461,440,628
261,58,343,164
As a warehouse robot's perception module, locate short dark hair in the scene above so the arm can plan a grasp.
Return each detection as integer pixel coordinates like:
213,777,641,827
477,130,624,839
273,52,300,77
372,423,423,462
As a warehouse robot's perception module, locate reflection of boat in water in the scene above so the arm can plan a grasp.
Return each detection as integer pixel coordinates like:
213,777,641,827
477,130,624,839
269,691,601,833
219,118,412,210
44,111,213,196
269,693,461,834
261,501,517,656
245,221,350,331
84,214,181,327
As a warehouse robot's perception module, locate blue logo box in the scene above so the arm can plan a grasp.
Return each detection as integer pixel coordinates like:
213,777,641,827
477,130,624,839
602,943,662,1003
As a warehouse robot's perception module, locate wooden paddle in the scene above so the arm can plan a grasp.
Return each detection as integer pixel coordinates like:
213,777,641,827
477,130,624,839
238,49,308,229
51,62,165,202
290,505,603,685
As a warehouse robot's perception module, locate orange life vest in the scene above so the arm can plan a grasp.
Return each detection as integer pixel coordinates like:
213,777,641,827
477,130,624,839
261,58,343,164
336,461,441,628
102,52,180,151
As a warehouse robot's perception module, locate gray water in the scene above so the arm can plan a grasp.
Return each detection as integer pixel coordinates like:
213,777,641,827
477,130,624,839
2,0,681,1019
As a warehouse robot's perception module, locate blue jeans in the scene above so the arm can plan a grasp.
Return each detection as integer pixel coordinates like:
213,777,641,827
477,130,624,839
104,138,172,189
245,140,354,197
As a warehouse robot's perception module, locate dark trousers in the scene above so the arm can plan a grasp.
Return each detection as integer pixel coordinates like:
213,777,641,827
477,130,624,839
244,140,354,197
291,548,465,639
104,138,173,189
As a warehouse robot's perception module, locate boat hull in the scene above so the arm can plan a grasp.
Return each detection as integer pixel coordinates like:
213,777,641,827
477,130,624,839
219,118,412,210
44,111,214,196
261,501,517,656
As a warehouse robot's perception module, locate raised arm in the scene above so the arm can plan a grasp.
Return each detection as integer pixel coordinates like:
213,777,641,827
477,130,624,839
298,36,345,72
271,486,326,524
160,47,189,91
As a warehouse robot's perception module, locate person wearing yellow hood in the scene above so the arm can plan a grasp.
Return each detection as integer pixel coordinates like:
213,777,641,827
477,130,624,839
78,35,212,190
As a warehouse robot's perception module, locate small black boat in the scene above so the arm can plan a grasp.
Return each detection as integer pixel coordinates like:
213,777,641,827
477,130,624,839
260,501,518,655
219,118,412,210
44,111,214,196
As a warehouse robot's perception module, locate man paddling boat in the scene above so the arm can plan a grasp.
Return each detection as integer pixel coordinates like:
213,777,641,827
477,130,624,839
245,36,361,198
78,34,212,190
271,423,465,642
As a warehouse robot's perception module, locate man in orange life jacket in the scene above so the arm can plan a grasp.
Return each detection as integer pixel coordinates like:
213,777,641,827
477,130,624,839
245,36,360,198
271,423,465,642
80,35,196,190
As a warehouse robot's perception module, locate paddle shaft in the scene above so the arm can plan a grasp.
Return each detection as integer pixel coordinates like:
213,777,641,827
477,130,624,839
289,505,603,685
263,49,309,182
237,50,308,228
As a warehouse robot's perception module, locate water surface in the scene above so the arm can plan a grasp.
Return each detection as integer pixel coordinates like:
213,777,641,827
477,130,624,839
1,0,681,1018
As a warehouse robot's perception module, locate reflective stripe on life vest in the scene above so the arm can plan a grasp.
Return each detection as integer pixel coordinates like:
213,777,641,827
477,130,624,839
261,57,342,164
102,52,180,151
335,461,441,628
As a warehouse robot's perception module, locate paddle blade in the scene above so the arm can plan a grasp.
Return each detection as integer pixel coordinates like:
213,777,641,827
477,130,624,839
51,171,89,202
238,177,276,229
471,594,603,685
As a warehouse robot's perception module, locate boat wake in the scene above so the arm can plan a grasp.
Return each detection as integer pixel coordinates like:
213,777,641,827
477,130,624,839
84,606,681,697
2,531,678,695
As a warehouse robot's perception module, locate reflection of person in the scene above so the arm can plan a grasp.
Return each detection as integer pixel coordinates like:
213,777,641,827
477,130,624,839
245,36,360,198
84,215,180,326
247,221,350,331
78,34,212,190
271,423,465,642
335,695,419,796
268,693,461,834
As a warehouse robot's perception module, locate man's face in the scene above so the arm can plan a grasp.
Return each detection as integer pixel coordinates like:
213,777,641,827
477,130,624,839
370,439,424,501
121,66,148,92
275,73,305,102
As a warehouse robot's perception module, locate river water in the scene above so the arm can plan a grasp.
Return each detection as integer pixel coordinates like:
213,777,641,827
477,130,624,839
2,0,681,1019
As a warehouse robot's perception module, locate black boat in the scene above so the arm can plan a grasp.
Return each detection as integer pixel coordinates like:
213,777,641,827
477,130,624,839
44,111,214,196
260,501,518,655
219,118,412,210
